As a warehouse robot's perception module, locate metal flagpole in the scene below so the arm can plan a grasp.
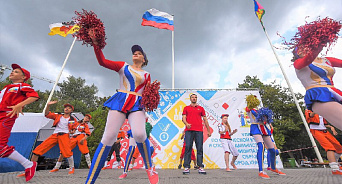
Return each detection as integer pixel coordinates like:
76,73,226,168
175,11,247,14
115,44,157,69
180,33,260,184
42,36,77,113
262,27,323,163
172,30,175,90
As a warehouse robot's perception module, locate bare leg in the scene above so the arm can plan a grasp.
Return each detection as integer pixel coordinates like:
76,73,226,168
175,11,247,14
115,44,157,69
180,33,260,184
31,155,39,162
224,152,231,171
312,101,342,130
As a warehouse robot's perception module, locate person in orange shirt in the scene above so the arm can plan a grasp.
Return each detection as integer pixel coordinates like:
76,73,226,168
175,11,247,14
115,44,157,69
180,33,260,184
50,114,93,172
17,101,77,177
102,128,125,169
305,109,342,175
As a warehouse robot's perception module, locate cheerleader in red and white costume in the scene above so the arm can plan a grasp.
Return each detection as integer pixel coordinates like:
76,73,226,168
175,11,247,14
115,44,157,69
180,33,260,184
85,29,158,184
291,17,342,131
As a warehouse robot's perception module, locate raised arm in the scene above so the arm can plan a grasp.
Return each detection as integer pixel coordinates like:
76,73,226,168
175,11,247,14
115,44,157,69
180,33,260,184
326,57,342,68
93,46,125,72
293,46,323,70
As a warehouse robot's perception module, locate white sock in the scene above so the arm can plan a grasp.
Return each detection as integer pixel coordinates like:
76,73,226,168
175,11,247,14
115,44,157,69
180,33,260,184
67,156,74,168
85,153,91,167
329,162,339,171
8,150,33,169
54,162,62,169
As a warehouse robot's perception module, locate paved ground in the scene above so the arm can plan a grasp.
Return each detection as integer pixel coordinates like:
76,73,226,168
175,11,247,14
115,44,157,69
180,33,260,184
1,168,342,184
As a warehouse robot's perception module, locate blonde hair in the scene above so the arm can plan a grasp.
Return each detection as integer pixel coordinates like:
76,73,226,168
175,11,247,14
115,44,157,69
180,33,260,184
223,120,232,133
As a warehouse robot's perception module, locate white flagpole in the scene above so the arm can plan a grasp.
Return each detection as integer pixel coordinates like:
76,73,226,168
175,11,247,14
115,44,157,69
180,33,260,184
42,36,77,113
172,30,175,90
261,26,323,163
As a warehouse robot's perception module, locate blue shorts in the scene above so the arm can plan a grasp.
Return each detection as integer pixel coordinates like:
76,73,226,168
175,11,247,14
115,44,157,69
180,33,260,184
305,87,342,110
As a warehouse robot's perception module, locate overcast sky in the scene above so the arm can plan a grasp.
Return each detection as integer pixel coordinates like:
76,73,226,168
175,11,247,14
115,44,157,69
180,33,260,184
1,0,342,97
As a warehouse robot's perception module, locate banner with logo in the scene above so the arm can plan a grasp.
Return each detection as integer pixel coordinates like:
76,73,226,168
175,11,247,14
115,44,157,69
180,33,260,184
106,90,283,169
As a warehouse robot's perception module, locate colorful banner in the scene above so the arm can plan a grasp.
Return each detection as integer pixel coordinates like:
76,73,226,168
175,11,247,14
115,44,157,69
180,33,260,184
106,90,283,169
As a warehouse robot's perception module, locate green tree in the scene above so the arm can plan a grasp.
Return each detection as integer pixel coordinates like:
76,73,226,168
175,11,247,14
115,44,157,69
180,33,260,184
55,76,99,112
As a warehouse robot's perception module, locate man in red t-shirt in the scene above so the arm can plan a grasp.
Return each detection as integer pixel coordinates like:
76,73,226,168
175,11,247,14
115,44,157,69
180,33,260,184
182,94,211,175
0,64,39,182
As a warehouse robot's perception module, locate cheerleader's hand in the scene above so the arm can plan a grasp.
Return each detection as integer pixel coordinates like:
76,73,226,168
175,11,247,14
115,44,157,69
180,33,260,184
88,28,98,46
232,129,238,134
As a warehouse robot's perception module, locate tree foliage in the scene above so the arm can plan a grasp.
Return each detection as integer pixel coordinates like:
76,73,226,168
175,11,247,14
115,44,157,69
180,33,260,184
55,76,99,112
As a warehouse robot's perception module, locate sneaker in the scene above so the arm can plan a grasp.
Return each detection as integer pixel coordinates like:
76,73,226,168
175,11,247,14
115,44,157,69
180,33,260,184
68,167,75,175
25,161,37,182
183,168,190,175
266,167,271,171
178,164,182,169
258,171,270,179
270,169,286,176
49,168,59,173
16,173,25,178
198,167,206,175
231,163,238,170
194,165,200,170
226,168,232,172
332,170,342,175
118,172,128,179
339,165,342,170
146,167,159,184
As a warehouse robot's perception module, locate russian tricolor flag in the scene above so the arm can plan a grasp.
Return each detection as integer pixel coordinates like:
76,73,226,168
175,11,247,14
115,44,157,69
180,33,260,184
142,8,174,31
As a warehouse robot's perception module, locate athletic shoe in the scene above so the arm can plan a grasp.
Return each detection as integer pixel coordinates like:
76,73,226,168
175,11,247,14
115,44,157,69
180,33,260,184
49,168,59,173
266,167,271,171
332,170,342,175
183,168,190,175
118,173,127,179
270,169,286,176
198,167,206,175
194,165,200,170
16,173,25,178
339,165,342,170
178,164,182,169
25,161,37,182
68,167,75,175
146,167,159,184
226,168,232,172
258,171,270,179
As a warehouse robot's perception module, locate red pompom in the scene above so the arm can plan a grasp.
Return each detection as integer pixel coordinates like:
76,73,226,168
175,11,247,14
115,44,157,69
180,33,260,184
283,17,341,55
141,81,161,112
73,9,107,49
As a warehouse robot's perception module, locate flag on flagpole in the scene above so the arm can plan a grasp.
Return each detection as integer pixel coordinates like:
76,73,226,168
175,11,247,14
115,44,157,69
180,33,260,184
142,8,174,31
48,21,80,37
253,0,265,30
